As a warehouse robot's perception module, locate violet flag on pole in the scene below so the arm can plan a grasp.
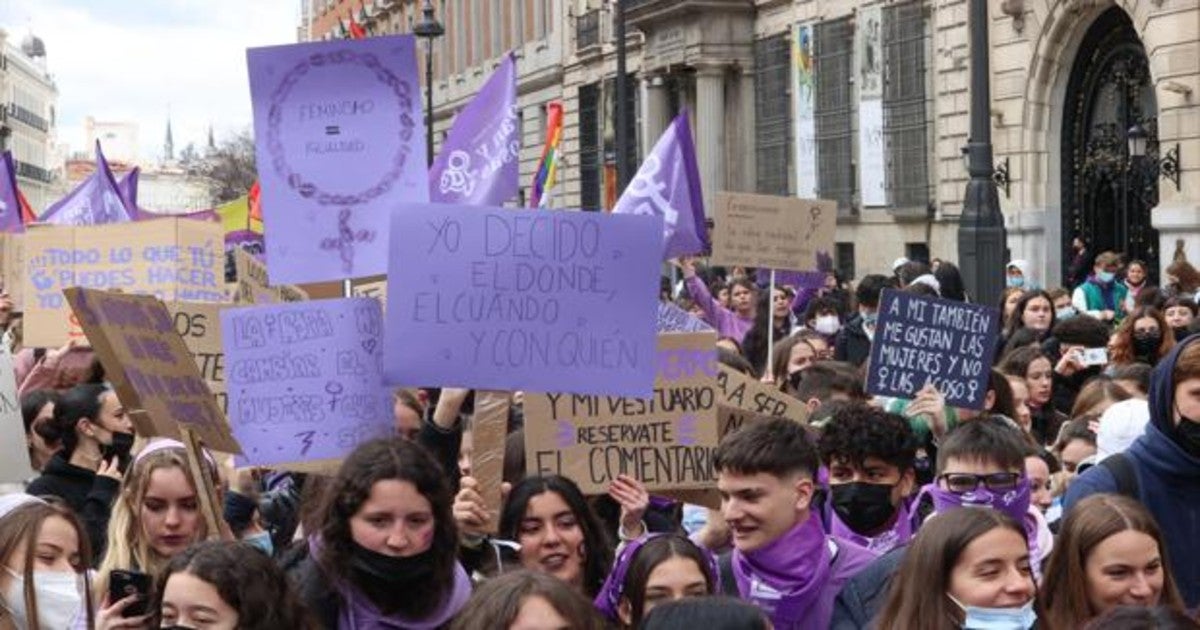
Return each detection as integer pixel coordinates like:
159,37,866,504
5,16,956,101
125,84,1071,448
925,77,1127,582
612,109,708,260
429,52,519,206
117,167,139,216
40,141,134,225
0,152,25,233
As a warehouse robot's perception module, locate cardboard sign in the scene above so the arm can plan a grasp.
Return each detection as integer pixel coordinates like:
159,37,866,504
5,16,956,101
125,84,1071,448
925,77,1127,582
221,298,393,467
524,332,719,494
169,302,228,416
471,390,509,533
866,289,1000,409
25,219,225,347
352,275,387,310
247,36,428,284
64,288,240,453
712,192,836,272
234,248,309,304
0,347,34,483
656,301,713,333
384,203,663,397
715,365,809,438
0,233,25,310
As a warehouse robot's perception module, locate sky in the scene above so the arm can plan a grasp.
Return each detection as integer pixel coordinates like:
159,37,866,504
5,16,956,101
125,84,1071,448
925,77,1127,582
0,0,298,164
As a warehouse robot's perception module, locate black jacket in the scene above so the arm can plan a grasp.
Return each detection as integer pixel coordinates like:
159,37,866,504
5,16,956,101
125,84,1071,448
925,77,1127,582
830,545,907,629
25,452,119,563
834,314,872,367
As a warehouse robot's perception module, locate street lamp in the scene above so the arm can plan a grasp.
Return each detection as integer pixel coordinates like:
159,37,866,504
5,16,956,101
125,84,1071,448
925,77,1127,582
413,0,444,167
957,0,1007,305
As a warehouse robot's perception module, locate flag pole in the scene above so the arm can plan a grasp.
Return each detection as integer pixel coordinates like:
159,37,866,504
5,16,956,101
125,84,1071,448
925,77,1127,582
767,270,776,379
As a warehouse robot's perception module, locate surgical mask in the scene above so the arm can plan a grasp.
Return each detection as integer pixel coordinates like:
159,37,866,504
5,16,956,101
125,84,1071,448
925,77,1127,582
1006,276,1024,289
831,482,898,535
1055,307,1076,321
1097,270,1116,283
2,567,83,630
813,315,840,336
244,530,274,557
951,595,1037,629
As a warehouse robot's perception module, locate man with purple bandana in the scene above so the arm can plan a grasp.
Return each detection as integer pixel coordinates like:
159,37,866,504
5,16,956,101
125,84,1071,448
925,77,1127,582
714,418,876,629
818,404,919,555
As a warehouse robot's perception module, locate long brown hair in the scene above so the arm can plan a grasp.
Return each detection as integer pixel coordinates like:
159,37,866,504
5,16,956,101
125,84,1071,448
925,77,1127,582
0,499,93,630
1110,307,1175,365
1040,494,1184,629
450,570,605,630
877,508,1034,630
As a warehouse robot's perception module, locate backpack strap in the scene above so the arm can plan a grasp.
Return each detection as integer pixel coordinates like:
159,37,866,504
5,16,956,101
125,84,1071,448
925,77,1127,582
717,552,739,597
1099,453,1139,499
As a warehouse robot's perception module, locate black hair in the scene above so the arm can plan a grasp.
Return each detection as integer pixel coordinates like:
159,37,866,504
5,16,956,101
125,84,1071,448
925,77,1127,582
819,403,917,473
803,296,842,323
640,597,770,630
155,541,316,630
789,361,865,403
936,416,1029,475
1051,314,1111,348
998,345,1050,380
1002,326,1044,358
897,261,931,287
620,535,716,625
855,274,889,309
1109,362,1153,396
315,438,458,619
988,368,1017,422
498,475,613,598
1005,290,1057,339
503,428,526,486
934,262,967,302
20,389,58,434
38,383,109,456
714,417,818,479
716,346,755,376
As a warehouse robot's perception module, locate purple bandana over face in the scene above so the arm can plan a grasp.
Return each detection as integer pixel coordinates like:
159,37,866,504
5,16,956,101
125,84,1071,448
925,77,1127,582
927,477,1032,526
731,514,830,629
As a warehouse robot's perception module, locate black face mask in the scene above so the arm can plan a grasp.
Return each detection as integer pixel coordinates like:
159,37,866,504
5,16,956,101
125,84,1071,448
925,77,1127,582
100,431,136,473
1176,416,1200,459
350,541,434,586
1133,333,1162,360
831,482,899,535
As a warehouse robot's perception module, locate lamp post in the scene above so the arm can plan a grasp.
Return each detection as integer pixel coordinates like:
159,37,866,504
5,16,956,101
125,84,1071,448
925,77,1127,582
413,0,444,167
957,0,1007,305
614,0,630,191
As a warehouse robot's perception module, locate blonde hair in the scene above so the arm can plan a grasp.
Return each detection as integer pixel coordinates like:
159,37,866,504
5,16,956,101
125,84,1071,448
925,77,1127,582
94,447,216,600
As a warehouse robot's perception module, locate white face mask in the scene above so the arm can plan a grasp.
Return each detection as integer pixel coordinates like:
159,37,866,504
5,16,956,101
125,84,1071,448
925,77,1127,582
2,567,84,630
813,315,841,336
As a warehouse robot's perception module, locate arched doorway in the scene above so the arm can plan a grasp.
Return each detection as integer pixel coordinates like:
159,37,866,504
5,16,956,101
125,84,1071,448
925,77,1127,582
1061,7,1159,283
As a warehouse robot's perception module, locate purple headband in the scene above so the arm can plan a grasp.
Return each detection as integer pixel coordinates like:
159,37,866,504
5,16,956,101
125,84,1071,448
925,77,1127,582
592,533,721,622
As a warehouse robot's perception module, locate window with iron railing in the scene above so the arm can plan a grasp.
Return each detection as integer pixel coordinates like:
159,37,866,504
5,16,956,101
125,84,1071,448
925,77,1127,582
576,9,600,50
883,1,930,211
814,17,854,213
754,33,792,196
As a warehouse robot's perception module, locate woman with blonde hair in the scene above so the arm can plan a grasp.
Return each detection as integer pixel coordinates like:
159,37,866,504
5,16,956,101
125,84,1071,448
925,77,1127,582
90,440,221,628
1040,494,1185,629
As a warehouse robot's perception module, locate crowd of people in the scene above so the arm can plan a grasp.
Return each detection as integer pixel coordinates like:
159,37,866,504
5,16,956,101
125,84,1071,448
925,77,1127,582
1,243,1199,629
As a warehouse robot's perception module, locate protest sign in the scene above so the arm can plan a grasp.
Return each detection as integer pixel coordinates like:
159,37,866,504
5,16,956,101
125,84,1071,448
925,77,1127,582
351,275,387,310
169,302,227,415
656,301,713,333
234,248,308,304
524,332,719,494
0,233,24,310
0,347,34,483
712,192,836,272
866,289,1000,409
715,365,809,438
25,219,225,348
384,203,662,397
471,390,509,533
247,36,428,284
221,298,393,467
64,288,240,454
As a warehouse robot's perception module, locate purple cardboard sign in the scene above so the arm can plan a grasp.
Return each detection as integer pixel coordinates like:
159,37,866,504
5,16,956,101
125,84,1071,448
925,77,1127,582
384,203,663,397
246,36,428,285
221,298,394,466
656,301,713,333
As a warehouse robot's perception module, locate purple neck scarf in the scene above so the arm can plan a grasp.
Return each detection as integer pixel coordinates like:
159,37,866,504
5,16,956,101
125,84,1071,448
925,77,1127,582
732,514,830,629
829,497,914,555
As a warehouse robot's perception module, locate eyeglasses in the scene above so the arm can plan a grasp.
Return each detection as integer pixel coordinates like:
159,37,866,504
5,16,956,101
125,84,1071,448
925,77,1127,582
938,472,1021,493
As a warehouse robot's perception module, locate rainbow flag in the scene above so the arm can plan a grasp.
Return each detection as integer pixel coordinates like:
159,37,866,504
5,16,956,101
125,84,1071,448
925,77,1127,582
529,101,563,208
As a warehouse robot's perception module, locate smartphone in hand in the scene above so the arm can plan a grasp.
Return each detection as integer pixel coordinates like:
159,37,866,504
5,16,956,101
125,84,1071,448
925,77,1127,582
109,569,151,617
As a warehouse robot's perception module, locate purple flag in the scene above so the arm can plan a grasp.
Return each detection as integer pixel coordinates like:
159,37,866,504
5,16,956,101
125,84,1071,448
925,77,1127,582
40,141,134,226
430,53,519,206
247,36,428,284
0,152,25,233
612,110,708,260
117,167,139,215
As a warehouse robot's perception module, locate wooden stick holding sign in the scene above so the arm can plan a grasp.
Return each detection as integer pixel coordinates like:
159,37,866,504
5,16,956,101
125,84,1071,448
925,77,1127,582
470,390,510,534
180,427,224,541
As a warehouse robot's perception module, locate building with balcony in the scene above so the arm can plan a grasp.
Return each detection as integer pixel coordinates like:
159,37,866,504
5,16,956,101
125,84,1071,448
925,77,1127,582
305,0,563,207
1,31,58,212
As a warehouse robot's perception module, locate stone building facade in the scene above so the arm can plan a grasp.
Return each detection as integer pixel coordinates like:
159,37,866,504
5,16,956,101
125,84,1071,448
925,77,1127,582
302,0,1200,286
1,31,58,212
